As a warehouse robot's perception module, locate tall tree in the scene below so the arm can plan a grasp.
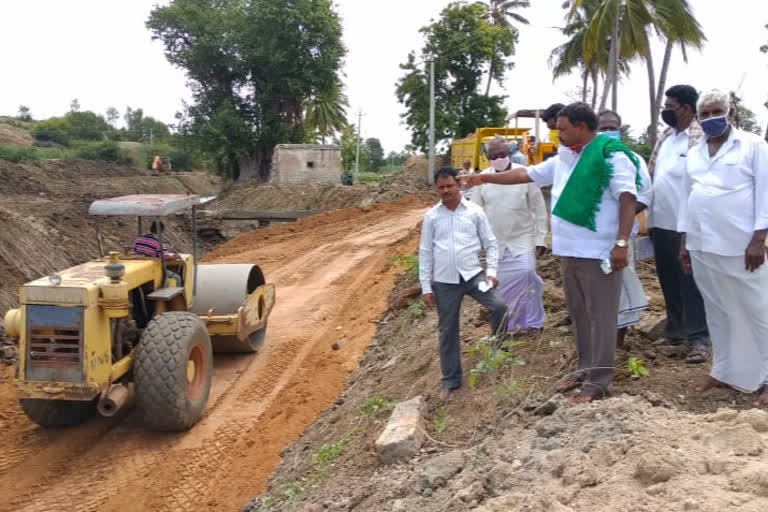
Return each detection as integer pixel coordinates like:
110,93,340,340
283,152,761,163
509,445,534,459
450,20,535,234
305,81,348,144
147,0,345,181
17,105,31,121
106,107,120,127
364,137,385,172
567,0,705,148
475,0,530,96
70,98,80,113
396,2,514,152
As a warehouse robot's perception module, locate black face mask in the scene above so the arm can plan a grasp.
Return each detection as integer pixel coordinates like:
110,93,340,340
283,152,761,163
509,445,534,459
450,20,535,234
661,109,678,127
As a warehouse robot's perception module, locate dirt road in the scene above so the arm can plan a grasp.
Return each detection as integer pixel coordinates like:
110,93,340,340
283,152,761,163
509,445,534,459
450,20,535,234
0,199,426,512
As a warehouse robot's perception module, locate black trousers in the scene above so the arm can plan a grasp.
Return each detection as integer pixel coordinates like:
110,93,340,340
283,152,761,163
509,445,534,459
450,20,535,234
650,228,709,344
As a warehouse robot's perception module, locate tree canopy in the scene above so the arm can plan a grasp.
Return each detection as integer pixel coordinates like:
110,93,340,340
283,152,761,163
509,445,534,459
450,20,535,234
147,0,346,180
396,2,516,152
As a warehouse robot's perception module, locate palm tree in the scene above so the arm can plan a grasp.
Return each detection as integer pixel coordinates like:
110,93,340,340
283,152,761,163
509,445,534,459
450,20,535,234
568,0,705,148
305,82,349,144
475,1,531,96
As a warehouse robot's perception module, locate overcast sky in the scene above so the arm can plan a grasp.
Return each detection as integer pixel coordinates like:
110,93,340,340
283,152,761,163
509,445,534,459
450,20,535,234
1,1,767,153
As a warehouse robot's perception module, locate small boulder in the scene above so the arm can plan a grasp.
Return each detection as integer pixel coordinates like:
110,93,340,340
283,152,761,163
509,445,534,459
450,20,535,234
375,396,426,464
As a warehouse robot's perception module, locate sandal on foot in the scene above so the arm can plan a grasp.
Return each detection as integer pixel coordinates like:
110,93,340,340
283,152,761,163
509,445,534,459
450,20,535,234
571,383,610,404
685,344,710,364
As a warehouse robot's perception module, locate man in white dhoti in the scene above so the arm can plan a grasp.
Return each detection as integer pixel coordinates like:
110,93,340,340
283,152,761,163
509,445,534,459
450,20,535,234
678,90,768,405
471,137,548,333
598,110,653,348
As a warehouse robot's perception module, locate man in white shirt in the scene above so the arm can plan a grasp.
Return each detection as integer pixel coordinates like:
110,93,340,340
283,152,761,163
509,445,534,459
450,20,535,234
471,136,548,334
648,84,710,363
597,110,653,348
677,90,768,405
462,103,638,403
508,141,527,166
419,167,509,401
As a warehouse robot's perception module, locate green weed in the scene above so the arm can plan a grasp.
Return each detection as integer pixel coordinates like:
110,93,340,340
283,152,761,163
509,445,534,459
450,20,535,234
624,357,649,378
359,395,395,417
468,335,525,389
313,439,348,469
389,254,419,280
433,405,449,436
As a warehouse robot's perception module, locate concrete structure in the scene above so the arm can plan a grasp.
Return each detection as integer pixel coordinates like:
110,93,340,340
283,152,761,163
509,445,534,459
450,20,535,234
270,144,342,185
375,395,426,464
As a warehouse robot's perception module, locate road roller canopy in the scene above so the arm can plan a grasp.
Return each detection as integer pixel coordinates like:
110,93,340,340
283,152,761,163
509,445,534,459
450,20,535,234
88,194,201,217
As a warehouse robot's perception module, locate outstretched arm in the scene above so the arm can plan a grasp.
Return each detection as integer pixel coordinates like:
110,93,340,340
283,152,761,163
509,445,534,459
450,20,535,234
461,167,532,188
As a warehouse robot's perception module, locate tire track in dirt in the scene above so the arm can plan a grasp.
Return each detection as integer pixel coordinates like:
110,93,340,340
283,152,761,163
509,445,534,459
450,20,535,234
0,199,426,511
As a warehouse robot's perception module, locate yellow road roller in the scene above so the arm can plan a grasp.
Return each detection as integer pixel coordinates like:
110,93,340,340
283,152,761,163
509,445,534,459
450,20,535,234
2,194,275,431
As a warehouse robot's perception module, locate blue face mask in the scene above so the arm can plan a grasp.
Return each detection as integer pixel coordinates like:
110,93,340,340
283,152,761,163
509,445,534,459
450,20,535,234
700,115,729,137
602,130,621,141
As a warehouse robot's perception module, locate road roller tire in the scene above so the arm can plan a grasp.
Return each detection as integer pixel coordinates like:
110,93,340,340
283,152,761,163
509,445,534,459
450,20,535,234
19,398,97,428
135,312,212,431
212,322,268,353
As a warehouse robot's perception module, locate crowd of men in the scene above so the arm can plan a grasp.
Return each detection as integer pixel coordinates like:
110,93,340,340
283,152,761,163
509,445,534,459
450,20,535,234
418,86,768,405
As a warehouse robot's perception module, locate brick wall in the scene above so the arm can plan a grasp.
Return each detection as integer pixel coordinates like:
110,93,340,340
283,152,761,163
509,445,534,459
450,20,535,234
270,144,342,185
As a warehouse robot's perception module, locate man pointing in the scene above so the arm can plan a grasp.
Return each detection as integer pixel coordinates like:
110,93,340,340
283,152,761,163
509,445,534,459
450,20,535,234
462,102,638,402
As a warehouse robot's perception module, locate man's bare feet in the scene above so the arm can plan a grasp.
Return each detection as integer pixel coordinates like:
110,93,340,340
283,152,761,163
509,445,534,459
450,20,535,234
694,376,725,393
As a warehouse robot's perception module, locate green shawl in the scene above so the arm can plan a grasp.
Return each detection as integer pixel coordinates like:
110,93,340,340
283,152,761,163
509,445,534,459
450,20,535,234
551,133,640,232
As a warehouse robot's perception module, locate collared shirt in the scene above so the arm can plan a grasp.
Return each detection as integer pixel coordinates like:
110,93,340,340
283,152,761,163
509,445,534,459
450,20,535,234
678,128,768,256
527,143,638,259
510,151,527,166
471,168,548,257
647,120,703,230
419,198,499,294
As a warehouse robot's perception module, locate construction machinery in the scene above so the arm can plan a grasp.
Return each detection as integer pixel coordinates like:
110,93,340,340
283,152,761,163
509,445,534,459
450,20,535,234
2,194,275,431
450,109,560,172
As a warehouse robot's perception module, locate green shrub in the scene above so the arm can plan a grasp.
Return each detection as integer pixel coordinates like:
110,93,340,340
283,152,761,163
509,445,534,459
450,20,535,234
73,141,124,162
0,144,39,162
31,117,71,146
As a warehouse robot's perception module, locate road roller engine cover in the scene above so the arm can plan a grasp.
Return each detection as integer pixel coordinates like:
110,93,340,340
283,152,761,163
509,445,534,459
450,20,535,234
2,194,275,432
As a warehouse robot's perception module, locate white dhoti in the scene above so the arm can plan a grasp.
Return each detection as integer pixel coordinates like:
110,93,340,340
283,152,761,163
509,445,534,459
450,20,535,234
618,239,648,328
690,250,768,392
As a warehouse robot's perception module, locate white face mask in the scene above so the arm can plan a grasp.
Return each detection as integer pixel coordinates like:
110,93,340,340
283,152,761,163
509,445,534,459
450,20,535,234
491,156,510,172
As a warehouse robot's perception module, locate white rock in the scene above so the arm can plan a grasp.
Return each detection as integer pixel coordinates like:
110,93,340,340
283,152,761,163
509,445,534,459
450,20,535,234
375,396,426,464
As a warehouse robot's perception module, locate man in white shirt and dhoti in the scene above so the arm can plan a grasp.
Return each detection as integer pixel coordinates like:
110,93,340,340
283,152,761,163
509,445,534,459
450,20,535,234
677,90,768,405
419,167,509,401
471,136,548,334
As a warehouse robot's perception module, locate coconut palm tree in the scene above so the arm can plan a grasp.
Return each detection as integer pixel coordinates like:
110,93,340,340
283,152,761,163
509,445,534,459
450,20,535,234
567,0,705,147
475,0,531,96
305,82,349,144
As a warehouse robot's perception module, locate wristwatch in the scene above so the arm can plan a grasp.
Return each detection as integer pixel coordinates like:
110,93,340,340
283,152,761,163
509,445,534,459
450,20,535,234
615,239,628,248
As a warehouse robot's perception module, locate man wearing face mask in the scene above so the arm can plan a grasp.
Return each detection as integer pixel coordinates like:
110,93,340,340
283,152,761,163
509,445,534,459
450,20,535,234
598,110,653,349
471,136,548,334
677,89,768,405
461,103,639,403
647,84,710,364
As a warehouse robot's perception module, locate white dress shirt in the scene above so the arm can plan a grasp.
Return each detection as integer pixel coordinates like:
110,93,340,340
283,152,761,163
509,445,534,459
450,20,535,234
527,144,638,259
471,168,548,257
648,128,691,230
419,198,499,294
678,128,768,256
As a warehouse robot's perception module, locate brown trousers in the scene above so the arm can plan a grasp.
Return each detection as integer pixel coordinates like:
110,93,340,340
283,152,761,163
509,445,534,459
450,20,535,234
561,257,622,389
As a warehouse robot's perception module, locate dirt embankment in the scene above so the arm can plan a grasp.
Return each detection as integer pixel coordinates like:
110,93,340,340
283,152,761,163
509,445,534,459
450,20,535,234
0,160,219,313
245,253,768,512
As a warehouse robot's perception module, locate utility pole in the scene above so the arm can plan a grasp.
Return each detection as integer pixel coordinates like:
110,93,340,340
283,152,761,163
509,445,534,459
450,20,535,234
354,109,363,181
427,58,436,184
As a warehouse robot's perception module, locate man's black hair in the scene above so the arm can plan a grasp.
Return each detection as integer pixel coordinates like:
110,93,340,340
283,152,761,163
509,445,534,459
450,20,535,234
557,102,598,131
541,103,566,122
598,109,622,126
665,84,699,113
434,166,458,183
